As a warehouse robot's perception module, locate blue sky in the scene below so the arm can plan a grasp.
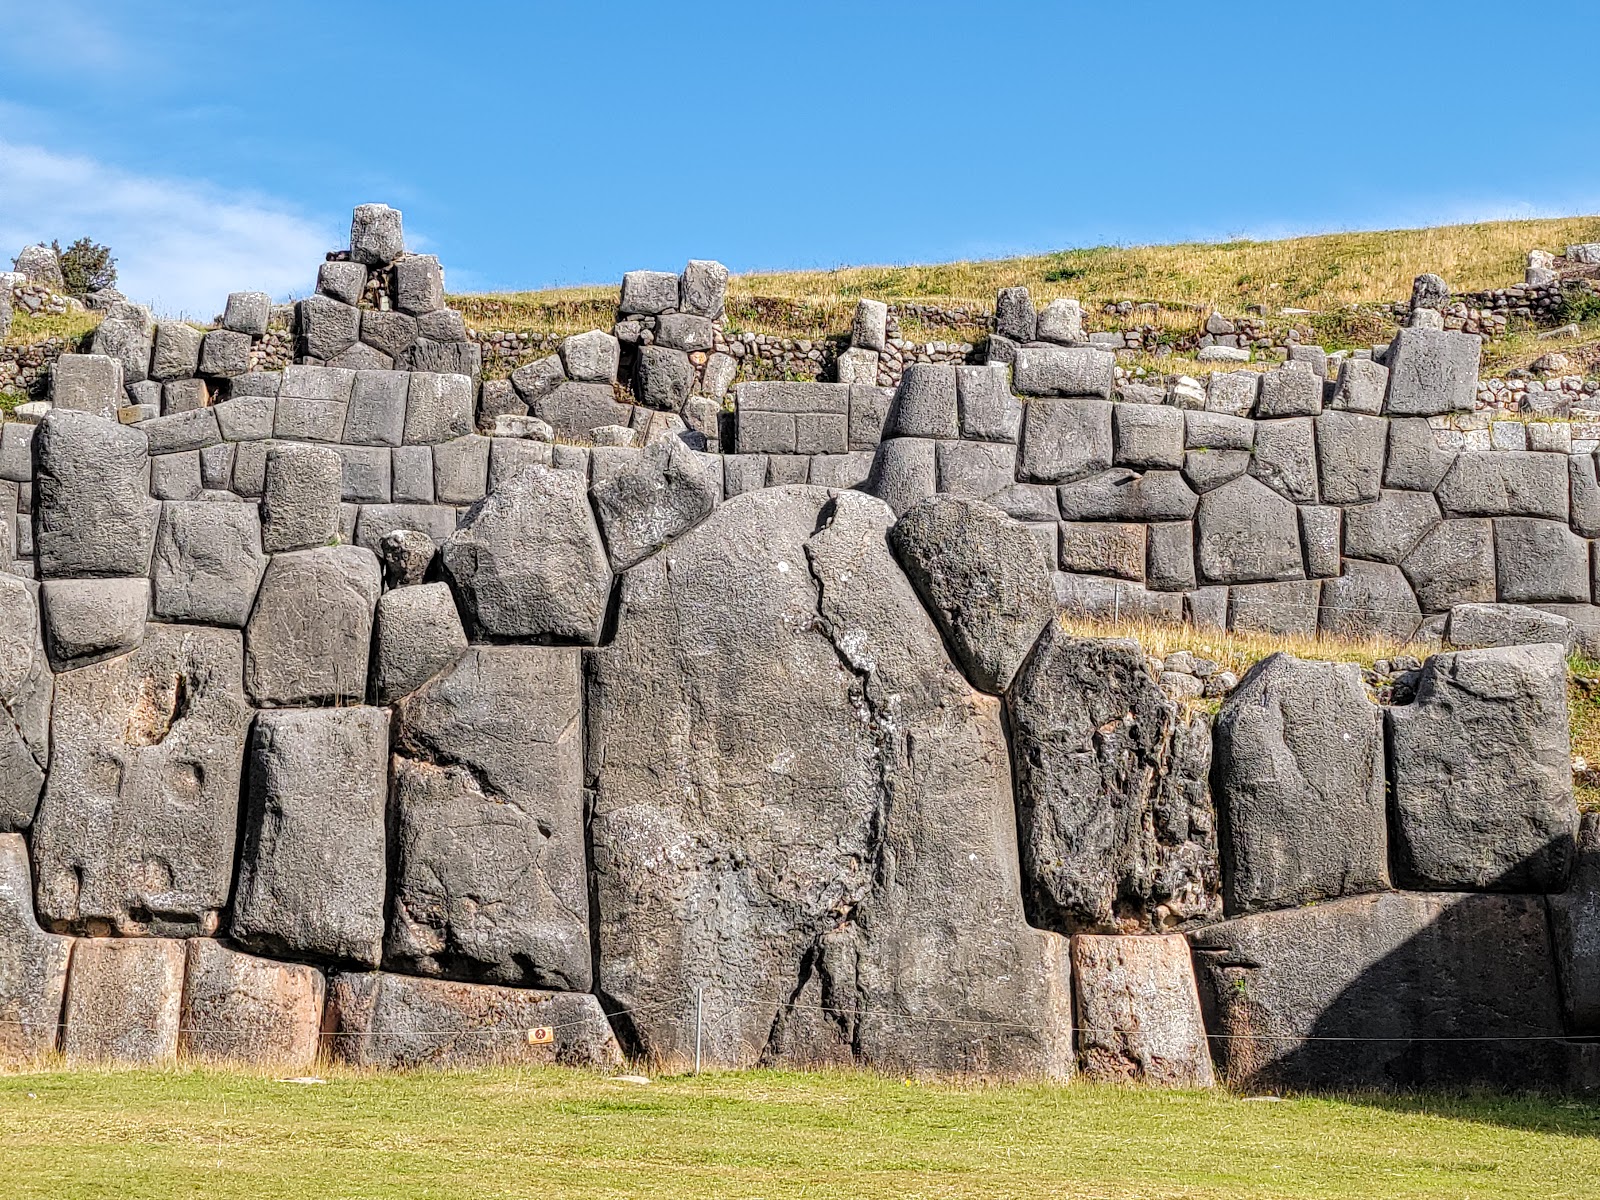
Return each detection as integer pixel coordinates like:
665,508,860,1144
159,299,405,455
2,1,1598,316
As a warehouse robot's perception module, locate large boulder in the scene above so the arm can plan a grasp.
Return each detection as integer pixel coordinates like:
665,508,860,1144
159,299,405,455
1388,643,1576,891
1191,892,1566,1090
60,937,186,1065
1195,475,1303,584
33,410,159,578
1071,934,1214,1086
1212,654,1388,914
31,625,251,936
0,834,72,1062
887,495,1055,694
388,647,590,991
587,487,1073,1075
178,939,325,1069
1005,628,1218,933
0,578,52,832
370,582,467,703
230,707,390,967
325,972,621,1069
440,465,612,642
244,545,381,706
589,441,720,571
150,501,268,627
39,577,148,668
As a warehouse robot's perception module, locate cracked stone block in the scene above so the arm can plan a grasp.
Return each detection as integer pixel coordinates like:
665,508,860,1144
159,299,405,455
1071,935,1214,1086
243,545,381,706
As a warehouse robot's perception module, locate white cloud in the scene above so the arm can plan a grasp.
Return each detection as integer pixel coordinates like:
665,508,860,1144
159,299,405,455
0,141,338,318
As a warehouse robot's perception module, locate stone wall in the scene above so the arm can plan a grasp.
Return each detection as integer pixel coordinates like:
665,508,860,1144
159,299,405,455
2,206,1600,1090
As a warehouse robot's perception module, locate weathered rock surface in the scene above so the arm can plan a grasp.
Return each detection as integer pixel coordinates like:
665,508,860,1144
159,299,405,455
441,466,611,642
231,707,390,966
588,487,1073,1074
1071,934,1214,1086
40,577,148,668
1551,813,1600,1035
34,410,159,577
1195,475,1302,584
179,939,325,1068
887,495,1055,694
388,647,589,990
60,937,186,1065
590,440,720,570
1213,655,1388,914
1005,628,1219,934
244,545,381,706
31,625,251,936
151,501,267,627
0,579,52,832
261,443,342,553
325,972,622,1069
1388,643,1575,891
0,834,71,1062
1191,892,1566,1090
370,582,467,702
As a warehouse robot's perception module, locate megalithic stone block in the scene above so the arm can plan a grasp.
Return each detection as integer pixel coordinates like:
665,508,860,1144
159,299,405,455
179,939,325,1069
1071,934,1214,1086
60,937,186,1065
0,834,72,1063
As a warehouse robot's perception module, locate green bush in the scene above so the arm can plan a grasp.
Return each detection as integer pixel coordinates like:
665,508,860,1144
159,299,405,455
50,237,116,297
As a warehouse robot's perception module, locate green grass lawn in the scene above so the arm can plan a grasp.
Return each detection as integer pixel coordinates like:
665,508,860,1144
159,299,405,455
2,1067,1598,1199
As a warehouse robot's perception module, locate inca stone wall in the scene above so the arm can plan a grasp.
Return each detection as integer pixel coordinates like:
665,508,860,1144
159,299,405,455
1,205,1599,1090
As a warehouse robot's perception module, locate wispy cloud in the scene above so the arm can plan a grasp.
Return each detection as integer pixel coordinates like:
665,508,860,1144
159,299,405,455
0,141,338,318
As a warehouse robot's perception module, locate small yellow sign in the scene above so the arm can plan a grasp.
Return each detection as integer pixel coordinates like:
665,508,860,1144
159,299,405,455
528,1026,554,1045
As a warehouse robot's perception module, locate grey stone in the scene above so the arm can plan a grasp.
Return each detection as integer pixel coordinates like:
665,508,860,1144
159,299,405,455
139,407,221,455
40,577,148,668
1230,579,1319,637
633,346,694,412
806,450,875,490
13,244,62,288
32,625,251,936
352,503,459,553
1254,367,1322,417
1571,454,1600,538
1114,403,1184,469
326,972,621,1069
318,260,368,305
1006,627,1218,932
836,346,880,385
851,298,888,351
261,443,341,553
431,435,490,505
1410,272,1450,313
1384,326,1480,415
161,379,209,415
589,487,1073,1073
1330,357,1388,414
371,582,466,704
1286,344,1328,378
229,371,281,399
1146,521,1196,591
215,395,275,442
1196,475,1302,584
0,579,52,832
994,286,1037,342
509,354,566,405
1057,468,1198,521
394,254,444,315
400,372,471,444
1249,418,1317,503
244,545,381,706
1495,516,1590,603
736,410,795,453
1012,345,1114,398
1184,411,1255,450
794,411,847,454
533,381,633,441
0,833,71,1062
1313,410,1386,505
1343,489,1441,563
1389,643,1575,891
559,329,621,382
886,364,958,439
358,309,417,360
1550,813,1600,1034
390,445,434,503
388,647,588,989
178,938,325,1069
1181,449,1251,493
1058,521,1145,580
441,466,611,642
222,292,270,337
60,938,185,1065
1055,573,1184,624
1299,505,1341,578
1071,934,1214,1086
1191,892,1565,1090
340,369,407,446
1035,298,1084,345
590,440,720,570
701,351,738,398
954,364,1020,443
477,378,524,425
198,329,253,379
33,410,158,578
150,451,201,500
333,445,390,503
722,454,767,496
89,313,153,384
231,707,390,966
679,259,729,318
653,313,713,354
49,355,122,420
487,437,553,490
1205,371,1259,417
889,495,1056,694
619,270,680,316
378,528,436,587
417,310,467,342
350,203,404,265
986,332,1019,365
1448,602,1576,652
933,439,1013,499
865,436,937,516
1384,417,1456,491
299,295,361,361
1401,518,1498,613
1214,654,1388,914
1319,559,1421,641
1437,451,1568,519
151,501,267,627
1018,397,1113,483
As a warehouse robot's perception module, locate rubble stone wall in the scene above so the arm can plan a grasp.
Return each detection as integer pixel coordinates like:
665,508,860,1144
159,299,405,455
1,207,1598,1092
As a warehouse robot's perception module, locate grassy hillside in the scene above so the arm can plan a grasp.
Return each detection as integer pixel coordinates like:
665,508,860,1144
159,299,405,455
451,215,1600,344
3,1065,1599,1199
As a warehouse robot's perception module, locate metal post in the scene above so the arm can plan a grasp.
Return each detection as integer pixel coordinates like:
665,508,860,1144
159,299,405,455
694,987,704,1075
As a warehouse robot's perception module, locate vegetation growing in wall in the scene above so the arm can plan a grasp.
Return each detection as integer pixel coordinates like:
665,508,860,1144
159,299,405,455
50,238,116,298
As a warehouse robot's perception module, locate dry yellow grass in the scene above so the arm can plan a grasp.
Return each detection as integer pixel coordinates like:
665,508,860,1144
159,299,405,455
449,216,1600,342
